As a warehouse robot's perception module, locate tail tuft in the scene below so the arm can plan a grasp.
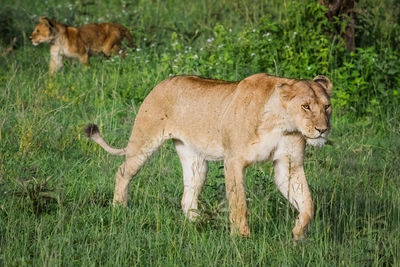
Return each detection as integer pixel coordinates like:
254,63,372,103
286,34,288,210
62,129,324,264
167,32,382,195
85,124,99,138
84,123,126,156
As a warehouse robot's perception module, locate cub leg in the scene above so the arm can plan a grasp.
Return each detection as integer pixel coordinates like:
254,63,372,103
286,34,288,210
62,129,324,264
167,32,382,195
49,47,63,75
224,158,250,236
102,36,119,57
174,141,207,220
111,43,125,58
79,53,90,66
274,156,314,241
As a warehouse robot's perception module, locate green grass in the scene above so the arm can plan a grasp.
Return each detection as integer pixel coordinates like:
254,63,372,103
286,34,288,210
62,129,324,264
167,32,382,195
1,0,400,266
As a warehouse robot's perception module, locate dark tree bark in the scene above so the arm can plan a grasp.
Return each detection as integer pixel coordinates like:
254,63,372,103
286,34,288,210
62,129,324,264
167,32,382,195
318,0,356,52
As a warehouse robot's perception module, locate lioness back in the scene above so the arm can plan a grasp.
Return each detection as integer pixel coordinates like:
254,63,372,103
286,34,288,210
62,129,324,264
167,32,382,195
133,76,239,158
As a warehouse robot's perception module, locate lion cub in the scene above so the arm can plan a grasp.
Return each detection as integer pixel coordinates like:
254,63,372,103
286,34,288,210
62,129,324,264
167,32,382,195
30,17,134,74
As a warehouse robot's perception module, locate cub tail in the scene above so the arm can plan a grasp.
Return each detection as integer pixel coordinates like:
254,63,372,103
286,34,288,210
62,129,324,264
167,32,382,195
85,124,126,156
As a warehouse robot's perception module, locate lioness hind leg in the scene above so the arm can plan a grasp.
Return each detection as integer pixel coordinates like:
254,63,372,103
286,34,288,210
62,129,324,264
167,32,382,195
224,159,250,237
175,141,207,220
113,138,164,206
273,157,314,241
113,156,144,206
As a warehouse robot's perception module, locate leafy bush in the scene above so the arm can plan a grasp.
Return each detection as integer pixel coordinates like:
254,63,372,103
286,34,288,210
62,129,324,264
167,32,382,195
151,0,399,116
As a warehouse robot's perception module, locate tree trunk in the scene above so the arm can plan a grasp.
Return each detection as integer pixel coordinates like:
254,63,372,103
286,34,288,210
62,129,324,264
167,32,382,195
318,0,356,52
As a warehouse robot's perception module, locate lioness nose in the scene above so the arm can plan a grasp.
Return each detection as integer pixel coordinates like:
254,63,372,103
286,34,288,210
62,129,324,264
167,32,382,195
315,127,327,134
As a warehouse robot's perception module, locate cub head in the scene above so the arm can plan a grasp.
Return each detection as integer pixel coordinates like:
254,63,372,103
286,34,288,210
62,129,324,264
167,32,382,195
278,75,333,146
29,17,56,46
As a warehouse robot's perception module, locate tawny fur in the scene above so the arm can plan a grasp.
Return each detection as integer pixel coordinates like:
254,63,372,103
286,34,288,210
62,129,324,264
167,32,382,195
30,17,134,74
86,73,333,240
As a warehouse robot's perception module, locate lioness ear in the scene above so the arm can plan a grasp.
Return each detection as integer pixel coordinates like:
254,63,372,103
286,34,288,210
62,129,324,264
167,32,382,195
276,83,295,102
313,75,333,96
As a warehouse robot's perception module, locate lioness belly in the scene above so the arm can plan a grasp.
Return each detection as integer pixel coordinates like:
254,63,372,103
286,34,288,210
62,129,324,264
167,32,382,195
173,134,225,161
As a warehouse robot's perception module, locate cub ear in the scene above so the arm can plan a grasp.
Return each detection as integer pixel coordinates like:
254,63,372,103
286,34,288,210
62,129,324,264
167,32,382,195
313,75,333,96
39,17,55,28
276,83,295,103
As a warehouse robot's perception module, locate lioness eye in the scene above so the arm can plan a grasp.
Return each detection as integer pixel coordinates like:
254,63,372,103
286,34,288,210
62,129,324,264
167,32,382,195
324,104,331,110
37,30,40,33
302,104,310,111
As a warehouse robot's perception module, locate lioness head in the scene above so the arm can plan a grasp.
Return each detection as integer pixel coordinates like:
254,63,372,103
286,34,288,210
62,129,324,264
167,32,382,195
278,75,333,146
29,17,56,46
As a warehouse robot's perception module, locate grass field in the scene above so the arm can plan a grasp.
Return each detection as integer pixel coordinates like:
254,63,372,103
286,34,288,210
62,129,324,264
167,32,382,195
1,0,399,265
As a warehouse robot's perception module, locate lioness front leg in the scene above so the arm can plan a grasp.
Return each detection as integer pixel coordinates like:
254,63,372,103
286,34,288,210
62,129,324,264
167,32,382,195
274,156,314,241
224,159,250,236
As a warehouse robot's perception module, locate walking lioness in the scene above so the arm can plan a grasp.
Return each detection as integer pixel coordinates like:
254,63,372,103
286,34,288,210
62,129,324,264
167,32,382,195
86,73,333,240
30,17,134,74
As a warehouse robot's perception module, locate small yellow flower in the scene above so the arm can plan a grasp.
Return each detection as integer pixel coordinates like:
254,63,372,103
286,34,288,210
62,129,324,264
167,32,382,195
62,95,69,102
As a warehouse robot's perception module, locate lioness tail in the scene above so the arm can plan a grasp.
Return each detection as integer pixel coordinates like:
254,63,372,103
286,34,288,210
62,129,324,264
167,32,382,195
85,124,126,156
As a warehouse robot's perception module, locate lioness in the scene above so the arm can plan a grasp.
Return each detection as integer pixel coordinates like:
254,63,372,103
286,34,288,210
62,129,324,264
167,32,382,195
86,73,333,240
30,17,134,74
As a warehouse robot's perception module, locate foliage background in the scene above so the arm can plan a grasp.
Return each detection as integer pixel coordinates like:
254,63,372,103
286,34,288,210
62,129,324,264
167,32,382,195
0,0,399,265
